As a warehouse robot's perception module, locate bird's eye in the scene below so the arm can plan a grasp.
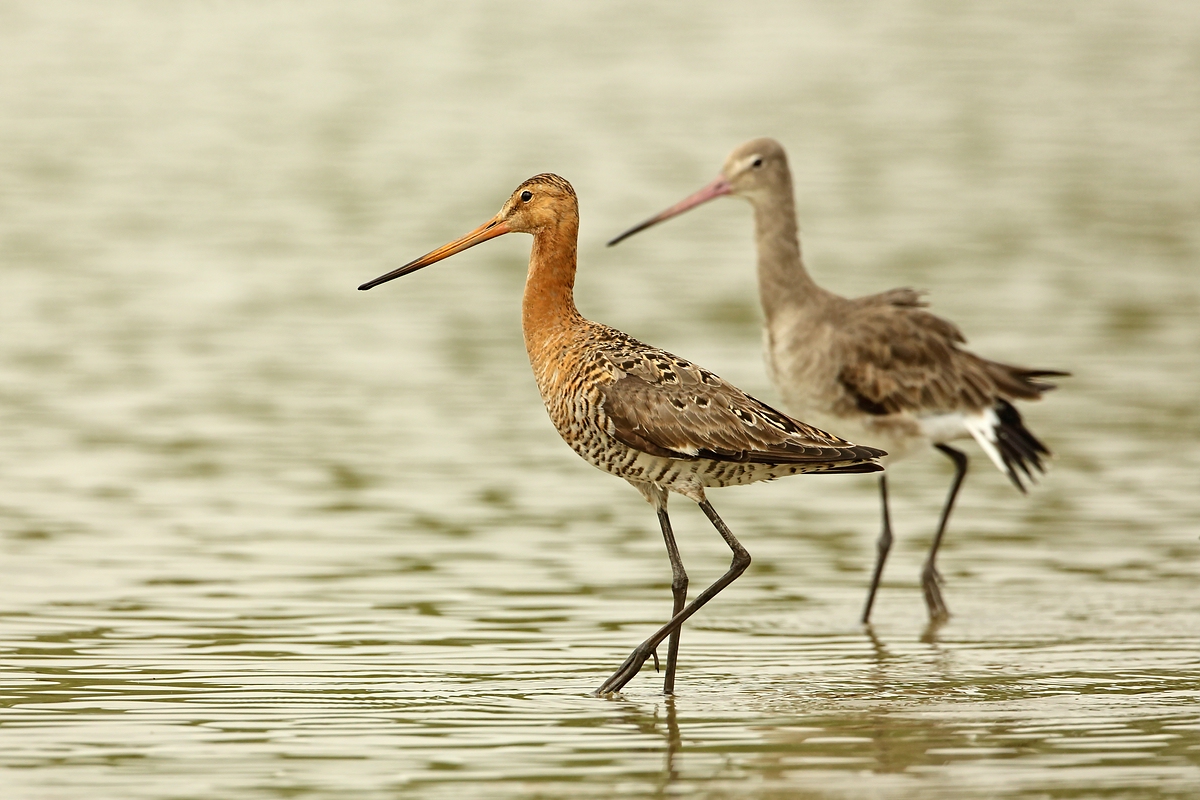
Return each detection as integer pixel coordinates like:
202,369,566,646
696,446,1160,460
751,157,764,168
520,190,533,202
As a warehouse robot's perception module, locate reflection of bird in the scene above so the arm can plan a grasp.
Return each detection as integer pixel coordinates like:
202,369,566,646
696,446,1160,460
360,173,884,695
609,139,1066,624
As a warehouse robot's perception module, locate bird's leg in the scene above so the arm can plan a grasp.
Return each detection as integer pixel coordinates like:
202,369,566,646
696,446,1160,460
657,504,688,695
596,498,750,696
923,444,968,622
861,475,893,624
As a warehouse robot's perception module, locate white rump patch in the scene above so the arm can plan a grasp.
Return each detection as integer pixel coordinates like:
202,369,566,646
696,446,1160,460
961,408,1008,475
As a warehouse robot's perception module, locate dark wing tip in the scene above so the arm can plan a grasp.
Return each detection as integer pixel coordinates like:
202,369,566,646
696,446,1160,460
852,443,888,461
738,441,886,467
818,461,885,475
1023,368,1071,394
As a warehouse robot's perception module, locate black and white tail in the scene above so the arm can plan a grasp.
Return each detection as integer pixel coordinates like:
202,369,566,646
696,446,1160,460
963,399,1053,493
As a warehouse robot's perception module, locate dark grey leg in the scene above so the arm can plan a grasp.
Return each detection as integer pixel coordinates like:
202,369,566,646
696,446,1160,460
657,505,688,695
596,498,750,695
861,474,893,624
922,444,969,621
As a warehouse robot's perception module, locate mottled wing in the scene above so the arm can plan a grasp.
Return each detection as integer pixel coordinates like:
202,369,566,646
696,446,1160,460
832,296,1063,417
595,336,884,465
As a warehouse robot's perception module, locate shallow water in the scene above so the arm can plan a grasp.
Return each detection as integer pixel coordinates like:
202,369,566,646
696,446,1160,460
2,1,1199,798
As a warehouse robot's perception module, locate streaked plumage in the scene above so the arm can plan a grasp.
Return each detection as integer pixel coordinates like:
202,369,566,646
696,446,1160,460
359,173,883,695
558,325,882,487
609,138,1067,624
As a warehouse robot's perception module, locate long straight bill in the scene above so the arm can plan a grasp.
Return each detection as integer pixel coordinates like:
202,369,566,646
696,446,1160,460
358,218,511,290
606,176,732,247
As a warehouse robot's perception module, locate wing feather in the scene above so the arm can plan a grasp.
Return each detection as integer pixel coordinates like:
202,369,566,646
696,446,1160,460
832,294,1064,417
594,338,884,466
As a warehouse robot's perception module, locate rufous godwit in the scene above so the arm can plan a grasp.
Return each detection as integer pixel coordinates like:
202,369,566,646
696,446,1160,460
609,139,1067,625
360,173,885,694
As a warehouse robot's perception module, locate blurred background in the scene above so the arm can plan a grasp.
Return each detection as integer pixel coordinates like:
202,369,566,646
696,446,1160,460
1,2,1198,798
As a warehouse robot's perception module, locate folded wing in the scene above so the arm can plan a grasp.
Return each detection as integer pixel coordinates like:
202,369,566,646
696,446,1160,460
595,338,885,467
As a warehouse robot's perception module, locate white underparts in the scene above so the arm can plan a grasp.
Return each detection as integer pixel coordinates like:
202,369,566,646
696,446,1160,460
918,408,1008,476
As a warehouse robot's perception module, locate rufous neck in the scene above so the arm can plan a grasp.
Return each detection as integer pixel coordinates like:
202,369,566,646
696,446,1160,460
749,179,820,319
522,220,583,350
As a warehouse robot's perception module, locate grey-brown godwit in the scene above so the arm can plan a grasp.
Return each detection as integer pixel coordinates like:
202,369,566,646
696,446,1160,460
359,173,885,695
609,139,1067,625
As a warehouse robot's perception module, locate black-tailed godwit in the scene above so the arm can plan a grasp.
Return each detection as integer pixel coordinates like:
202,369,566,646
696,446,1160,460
360,174,885,694
609,139,1067,625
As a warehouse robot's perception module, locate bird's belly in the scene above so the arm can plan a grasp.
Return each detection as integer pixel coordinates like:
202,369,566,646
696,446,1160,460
566,431,819,500
916,412,970,445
